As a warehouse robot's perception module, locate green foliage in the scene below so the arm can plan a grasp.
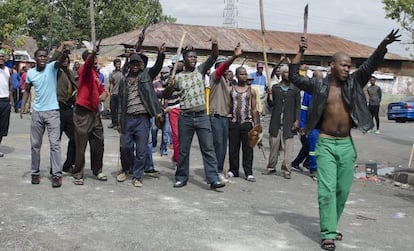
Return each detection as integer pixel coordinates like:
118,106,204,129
383,0,414,35
0,0,175,49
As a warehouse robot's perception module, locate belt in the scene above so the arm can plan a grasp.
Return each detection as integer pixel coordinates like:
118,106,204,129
181,110,206,117
0,97,9,102
127,113,149,119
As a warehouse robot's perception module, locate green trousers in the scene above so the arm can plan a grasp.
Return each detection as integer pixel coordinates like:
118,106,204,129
316,136,356,240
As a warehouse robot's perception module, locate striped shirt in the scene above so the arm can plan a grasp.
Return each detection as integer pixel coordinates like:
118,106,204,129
231,86,252,123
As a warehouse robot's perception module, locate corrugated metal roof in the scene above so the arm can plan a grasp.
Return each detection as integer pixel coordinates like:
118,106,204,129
101,23,407,61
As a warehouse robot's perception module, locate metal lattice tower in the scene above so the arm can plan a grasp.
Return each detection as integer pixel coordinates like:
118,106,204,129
223,0,238,28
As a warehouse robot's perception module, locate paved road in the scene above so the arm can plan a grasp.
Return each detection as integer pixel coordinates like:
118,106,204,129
0,113,413,251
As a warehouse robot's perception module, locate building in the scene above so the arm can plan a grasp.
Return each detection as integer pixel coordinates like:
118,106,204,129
100,22,412,76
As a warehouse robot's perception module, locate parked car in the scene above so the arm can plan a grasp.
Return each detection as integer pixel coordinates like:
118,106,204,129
387,96,414,123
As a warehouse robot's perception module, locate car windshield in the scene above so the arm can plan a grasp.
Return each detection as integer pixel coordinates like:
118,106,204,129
403,96,414,102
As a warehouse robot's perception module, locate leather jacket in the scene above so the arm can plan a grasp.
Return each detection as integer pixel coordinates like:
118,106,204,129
289,46,387,135
118,53,165,134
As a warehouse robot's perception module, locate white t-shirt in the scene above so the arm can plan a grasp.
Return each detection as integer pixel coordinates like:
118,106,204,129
0,66,10,98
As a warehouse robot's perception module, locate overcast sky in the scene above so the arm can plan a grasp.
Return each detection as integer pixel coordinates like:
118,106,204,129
158,0,411,58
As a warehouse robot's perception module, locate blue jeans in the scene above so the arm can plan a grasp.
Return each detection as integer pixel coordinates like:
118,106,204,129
210,115,228,173
151,114,172,152
175,112,219,184
145,143,154,171
120,115,150,179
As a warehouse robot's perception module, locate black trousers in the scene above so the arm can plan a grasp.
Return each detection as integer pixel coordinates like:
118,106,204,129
0,98,11,138
369,105,380,130
292,134,309,167
59,105,76,170
228,121,253,177
110,94,119,126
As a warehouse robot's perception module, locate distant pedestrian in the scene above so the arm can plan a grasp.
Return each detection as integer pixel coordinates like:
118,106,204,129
0,49,13,158
71,48,109,185
11,66,21,113
367,76,382,134
108,58,123,130
250,62,267,115
289,30,400,250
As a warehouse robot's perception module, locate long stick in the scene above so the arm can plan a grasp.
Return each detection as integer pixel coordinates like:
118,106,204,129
90,0,96,50
259,0,271,86
170,31,187,80
408,142,414,168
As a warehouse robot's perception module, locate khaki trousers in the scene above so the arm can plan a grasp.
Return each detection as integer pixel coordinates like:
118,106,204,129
267,127,294,172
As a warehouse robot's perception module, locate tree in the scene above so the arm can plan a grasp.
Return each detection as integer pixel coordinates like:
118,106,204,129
0,0,176,50
383,0,414,42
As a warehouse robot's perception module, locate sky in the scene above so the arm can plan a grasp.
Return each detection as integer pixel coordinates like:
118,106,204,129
158,0,412,58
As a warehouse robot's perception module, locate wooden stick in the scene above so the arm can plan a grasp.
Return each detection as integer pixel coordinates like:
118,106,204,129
259,0,271,86
89,0,96,50
170,31,187,80
408,141,414,168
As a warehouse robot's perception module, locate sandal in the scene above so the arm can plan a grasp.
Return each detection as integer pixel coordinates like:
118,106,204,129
73,178,84,185
283,171,291,179
96,173,108,181
321,239,335,250
336,232,343,241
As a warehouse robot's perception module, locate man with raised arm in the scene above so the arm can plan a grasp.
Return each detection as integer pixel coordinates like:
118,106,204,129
289,30,400,250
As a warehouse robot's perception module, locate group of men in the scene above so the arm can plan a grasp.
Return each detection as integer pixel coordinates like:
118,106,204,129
0,29,399,250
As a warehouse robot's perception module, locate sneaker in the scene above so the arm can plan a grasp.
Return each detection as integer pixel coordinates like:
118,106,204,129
107,123,115,129
0,151,4,157
52,176,62,188
161,149,168,156
374,130,381,134
173,180,187,188
144,169,161,178
132,178,143,187
246,175,256,182
291,165,303,172
218,173,229,183
31,175,40,184
262,168,276,175
116,171,127,182
227,171,235,178
210,181,225,189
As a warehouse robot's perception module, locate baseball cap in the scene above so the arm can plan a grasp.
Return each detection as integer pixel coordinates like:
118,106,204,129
215,56,226,64
130,54,144,63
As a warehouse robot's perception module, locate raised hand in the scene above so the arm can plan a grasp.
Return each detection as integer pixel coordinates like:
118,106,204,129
380,29,401,48
158,42,166,54
299,36,308,52
234,42,242,57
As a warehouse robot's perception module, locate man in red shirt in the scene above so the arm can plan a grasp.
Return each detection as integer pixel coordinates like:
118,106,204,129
72,49,108,185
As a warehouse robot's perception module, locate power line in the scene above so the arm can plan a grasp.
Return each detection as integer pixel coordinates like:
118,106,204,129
223,0,238,28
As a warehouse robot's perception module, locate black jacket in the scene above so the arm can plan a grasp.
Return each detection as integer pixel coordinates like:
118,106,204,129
268,83,301,139
289,47,387,135
118,53,165,134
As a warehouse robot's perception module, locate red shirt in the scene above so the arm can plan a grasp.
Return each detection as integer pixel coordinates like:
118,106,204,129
76,54,107,112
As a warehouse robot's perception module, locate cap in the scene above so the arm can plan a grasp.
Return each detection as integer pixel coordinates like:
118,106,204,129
279,65,289,73
130,54,144,63
82,50,93,61
171,54,184,64
257,62,264,68
215,56,226,64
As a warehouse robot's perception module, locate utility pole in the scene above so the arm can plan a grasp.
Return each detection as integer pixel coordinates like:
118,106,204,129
223,0,238,28
90,0,96,49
